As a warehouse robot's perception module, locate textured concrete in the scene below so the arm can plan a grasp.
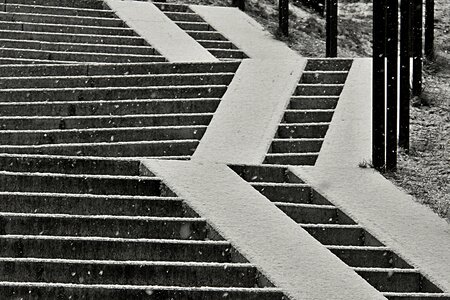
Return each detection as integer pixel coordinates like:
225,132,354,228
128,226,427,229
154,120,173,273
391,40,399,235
143,159,387,300
193,58,306,164
105,0,217,62
190,5,299,60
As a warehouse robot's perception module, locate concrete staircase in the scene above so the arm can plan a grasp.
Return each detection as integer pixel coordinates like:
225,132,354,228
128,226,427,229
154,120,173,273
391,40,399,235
0,0,166,64
152,1,247,60
265,58,352,166
231,164,450,299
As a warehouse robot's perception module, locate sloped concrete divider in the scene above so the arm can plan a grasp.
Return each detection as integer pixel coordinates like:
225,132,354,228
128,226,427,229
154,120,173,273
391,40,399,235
105,0,217,62
142,159,387,300
193,58,306,164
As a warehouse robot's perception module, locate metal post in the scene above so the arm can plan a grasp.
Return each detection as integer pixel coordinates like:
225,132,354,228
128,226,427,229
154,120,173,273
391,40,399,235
279,0,289,36
232,0,245,11
399,0,412,150
412,0,423,97
425,0,434,60
326,0,338,57
372,0,387,171
386,0,398,171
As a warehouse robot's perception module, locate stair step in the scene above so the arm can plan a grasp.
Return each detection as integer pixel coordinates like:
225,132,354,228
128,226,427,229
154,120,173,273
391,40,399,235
295,84,344,96
0,20,135,36
207,48,247,59
276,203,354,225
153,2,191,13
264,153,318,166
250,182,311,204
305,59,353,71
355,268,442,293
0,171,166,196
270,138,323,153
176,21,211,31
383,292,450,299
4,0,105,9
301,224,384,246
0,214,209,239
0,48,164,63
283,109,334,123
0,99,220,117
289,96,339,109
0,85,227,102
197,39,237,49
230,164,304,184
185,30,227,41
0,57,73,64
0,193,190,217
0,258,258,287
0,126,206,145
0,283,286,300
327,246,413,269
0,29,146,45
0,62,240,77
0,114,213,130
4,4,115,18
0,154,141,175
164,12,204,22
0,73,233,89
0,140,199,157
278,123,329,138
301,71,349,84
0,236,236,262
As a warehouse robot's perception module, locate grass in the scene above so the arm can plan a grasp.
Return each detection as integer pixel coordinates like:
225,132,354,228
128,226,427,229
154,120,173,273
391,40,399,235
171,0,449,220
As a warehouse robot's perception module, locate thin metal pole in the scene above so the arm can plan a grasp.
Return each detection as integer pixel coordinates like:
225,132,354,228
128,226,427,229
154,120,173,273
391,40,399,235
372,0,387,171
279,0,289,36
412,0,423,97
326,0,338,57
386,0,398,171
425,0,434,60
399,0,412,150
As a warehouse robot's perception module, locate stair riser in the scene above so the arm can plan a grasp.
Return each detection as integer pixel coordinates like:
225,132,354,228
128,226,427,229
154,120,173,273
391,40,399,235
330,249,412,269
0,195,192,217
264,154,318,166
0,100,220,117
270,140,323,153
230,165,304,184
0,141,198,157
0,12,124,27
164,12,204,22
5,0,106,9
278,206,354,225
277,125,329,138
208,49,246,59
153,2,191,13
357,271,441,293
301,73,348,84
0,286,286,300
295,85,344,96
251,185,311,204
0,239,232,262
289,97,338,110
0,127,206,145
0,175,164,196
283,111,333,123
0,62,239,77
0,74,233,89
5,5,115,18
0,217,208,239
0,115,213,130
303,227,384,247
0,156,140,175
0,87,227,102
186,31,227,41
198,40,236,49
305,60,353,71
176,22,210,31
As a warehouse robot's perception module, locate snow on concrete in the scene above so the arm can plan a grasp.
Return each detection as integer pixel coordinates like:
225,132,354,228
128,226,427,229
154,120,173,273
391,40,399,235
315,58,372,168
143,159,386,300
193,58,306,164
105,0,217,62
190,5,299,60
292,165,450,293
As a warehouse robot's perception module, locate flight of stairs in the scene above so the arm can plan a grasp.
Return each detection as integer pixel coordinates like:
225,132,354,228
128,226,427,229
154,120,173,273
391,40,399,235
152,1,248,60
231,164,450,300
265,58,352,166
0,0,165,64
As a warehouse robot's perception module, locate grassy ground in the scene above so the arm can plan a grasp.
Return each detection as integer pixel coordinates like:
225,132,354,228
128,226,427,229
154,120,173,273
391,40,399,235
172,0,449,220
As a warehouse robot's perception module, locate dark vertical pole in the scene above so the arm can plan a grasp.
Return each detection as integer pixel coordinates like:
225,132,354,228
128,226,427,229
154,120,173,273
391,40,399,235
425,0,434,60
385,0,398,171
232,0,245,11
372,0,387,171
279,0,289,36
412,0,423,97
399,0,412,150
326,0,338,57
